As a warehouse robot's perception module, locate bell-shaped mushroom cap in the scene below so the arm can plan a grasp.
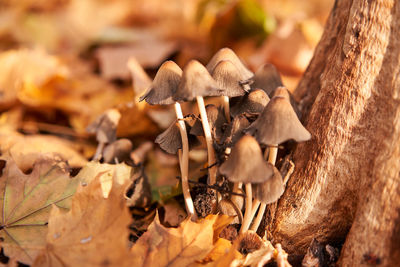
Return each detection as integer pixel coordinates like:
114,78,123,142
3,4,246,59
221,114,250,146
190,104,227,142
231,89,270,117
103,138,133,163
206,48,254,80
272,86,301,118
139,60,182,105
86,108,121,143
219,135,275,183
252,63,283,96
218,199,242,224
246,96,311,145
173,60,222,102
155,120,200,154
211,60,247,97
252,164,284,204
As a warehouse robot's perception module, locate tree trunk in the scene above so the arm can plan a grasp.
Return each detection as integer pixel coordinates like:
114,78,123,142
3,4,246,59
268,0,400,265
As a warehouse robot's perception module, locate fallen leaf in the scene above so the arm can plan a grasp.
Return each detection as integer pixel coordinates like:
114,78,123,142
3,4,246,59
161,198,187,227
33,168,133,267
0,131,87,172
76,161,133,198
0,48,68,109
131,214,232,267
0,157,80,265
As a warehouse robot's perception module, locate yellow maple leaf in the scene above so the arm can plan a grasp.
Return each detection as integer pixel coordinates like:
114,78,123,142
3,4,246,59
33,171,133,267
131,214,233,267
0,157,80,265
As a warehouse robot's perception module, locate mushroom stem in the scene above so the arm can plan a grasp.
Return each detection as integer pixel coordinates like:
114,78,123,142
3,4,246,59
174,102,198,220
221,96,231,123
93,142,105,161
196,96,217,185
239,183,253,233
231,182,242,208
250,144,278,231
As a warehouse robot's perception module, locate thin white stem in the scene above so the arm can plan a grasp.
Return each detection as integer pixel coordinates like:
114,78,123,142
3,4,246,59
93,142,105,161
231,182,242,208
222,96,231,123
240,183,253,233
196,96,217,185
174,103,197,220
251,144,279,232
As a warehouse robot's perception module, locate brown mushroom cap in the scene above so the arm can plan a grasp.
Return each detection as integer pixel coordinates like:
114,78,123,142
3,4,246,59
231,89,270,117
206,48,254,80
219,135,275,183
218,199,241,224
86,108,121,143
139,60,182,105
246,96,311,145
173,60,222,102
252,164,284,204
272,86,301,118
155,120,200,154
211,60,248,97
221,114,250,146
252,63,283,96
103,138,133,163
190,104,227,142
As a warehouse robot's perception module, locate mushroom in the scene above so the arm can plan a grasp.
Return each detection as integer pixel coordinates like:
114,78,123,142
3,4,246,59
245,96,311,231
218,198,243,224
249,165,284,231
140,60,197,220
219,135,275,233
86,108,121,161
272,86,301,118
231,89,270,118
173,59,223,186
103,138,132,163
211,60,249,122
221,114,250,147
190,104,227,144
251,63,283,96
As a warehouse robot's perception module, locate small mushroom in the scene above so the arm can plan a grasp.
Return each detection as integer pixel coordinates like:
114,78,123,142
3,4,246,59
206,48,253,81
249,165,284,231
190,104,227,143
221,114,250,147
272,86,301,118
155,120,200,154
173,60,222,186
218,198,243,224
140,60,197,220
219,135,275,233
251,63,283,96
231,89,270,118
86,108,121,161
103,138,133,163
211,60,249,122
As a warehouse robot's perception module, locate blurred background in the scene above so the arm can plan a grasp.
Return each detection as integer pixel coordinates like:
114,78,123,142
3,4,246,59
0,0,333,199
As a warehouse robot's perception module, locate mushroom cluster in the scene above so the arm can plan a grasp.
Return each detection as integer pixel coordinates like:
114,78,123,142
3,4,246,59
141,48,311,233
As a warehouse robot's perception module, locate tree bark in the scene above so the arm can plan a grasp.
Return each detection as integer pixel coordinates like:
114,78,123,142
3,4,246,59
268,0,400,265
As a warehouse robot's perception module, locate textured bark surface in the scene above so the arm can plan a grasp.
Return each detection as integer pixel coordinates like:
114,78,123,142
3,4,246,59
269,0,400,265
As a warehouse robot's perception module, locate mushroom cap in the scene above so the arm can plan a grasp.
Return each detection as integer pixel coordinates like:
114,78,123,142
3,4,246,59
272,86,301,118
103,138,133,163
231,89,270,117
86,108,121,143
211,60,247,97
221,114,250,146
155,120,200,154
139,61,182,105
246,96,311,145
252,63,283,96
219,135,275,183
252,165,284,204
173,60,222,102
206,48,254,80
190,104,227,142
218,199,241,224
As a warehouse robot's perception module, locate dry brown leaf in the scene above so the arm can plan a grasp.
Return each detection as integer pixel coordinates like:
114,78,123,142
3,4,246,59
161,198,187,227
33,169,133,267
0,48,68,108
0,131,87,172
0,157,81,265
131,214,232,267
76,161,133,198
